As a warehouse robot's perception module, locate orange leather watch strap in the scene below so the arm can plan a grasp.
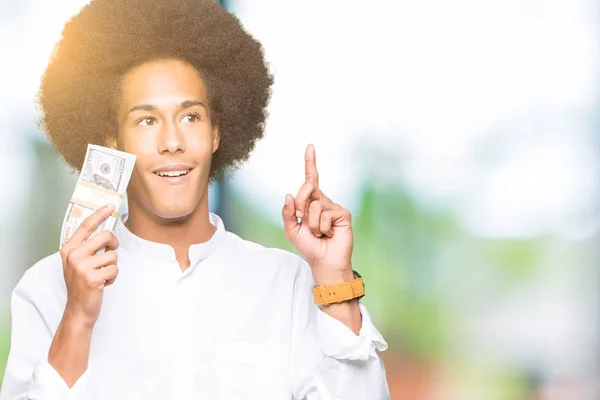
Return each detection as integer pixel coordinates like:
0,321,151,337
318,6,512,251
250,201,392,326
312,277,365,305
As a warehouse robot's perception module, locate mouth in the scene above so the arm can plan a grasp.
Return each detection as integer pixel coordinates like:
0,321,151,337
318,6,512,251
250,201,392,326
155,169,191,177
153,165,194,184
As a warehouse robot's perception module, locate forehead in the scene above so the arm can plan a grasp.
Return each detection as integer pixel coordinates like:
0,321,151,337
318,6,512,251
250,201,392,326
120,59,207,108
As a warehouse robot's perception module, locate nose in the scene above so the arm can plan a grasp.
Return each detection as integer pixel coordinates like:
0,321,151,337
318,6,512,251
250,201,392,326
158,120,185,155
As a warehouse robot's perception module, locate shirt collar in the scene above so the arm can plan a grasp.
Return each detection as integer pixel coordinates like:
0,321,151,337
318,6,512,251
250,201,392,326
115,212,227,266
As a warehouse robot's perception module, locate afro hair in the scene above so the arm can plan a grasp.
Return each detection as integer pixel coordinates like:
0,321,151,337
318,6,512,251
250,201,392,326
38,0,273,180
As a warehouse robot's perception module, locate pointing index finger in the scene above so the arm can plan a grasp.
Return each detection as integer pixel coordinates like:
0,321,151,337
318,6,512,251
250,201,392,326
304,144,319,187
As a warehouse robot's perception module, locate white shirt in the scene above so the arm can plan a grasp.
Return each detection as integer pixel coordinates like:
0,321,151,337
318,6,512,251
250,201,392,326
0,213,389,400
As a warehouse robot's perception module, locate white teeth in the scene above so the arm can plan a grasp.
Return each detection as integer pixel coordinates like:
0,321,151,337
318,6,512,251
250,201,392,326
157,170,189,177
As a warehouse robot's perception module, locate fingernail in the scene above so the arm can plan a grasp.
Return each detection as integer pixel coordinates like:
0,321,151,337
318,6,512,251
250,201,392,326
285,195,291,205
316,233,323,238
296,210,303,218
107,204,115,211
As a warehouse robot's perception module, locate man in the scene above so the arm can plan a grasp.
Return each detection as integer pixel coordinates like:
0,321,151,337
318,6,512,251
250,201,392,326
0,0,389,398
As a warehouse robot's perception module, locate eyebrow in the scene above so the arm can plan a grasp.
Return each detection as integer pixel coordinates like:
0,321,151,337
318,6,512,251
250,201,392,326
126,100,207,116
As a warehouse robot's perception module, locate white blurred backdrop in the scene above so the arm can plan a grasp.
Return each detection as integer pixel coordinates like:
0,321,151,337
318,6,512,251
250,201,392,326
1,0,599,398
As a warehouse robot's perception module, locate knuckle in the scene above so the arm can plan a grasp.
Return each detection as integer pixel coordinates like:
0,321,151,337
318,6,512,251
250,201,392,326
60,247,69,260
81,218,93,229
66,251,78,266
100,230,112,242
74,259,87,272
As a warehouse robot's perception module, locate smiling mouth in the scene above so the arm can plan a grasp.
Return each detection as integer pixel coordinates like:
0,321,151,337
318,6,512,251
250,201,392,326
155,169,191,177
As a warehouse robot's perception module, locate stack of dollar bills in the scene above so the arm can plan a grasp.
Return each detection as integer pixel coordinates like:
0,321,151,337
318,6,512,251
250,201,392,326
60,144,136,249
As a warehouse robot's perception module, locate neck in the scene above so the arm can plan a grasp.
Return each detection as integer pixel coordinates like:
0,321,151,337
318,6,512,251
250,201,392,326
125,195,216,272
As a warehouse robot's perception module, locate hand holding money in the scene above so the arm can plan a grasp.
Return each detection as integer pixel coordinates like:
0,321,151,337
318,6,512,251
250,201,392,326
59,205,120,327
58,144,136,325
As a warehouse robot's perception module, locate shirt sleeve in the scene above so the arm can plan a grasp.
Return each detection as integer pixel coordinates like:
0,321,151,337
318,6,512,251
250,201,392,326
0,271,90,400
290,261,391,400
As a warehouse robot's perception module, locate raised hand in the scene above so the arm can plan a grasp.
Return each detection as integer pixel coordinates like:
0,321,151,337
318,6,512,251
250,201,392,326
282,144,354,285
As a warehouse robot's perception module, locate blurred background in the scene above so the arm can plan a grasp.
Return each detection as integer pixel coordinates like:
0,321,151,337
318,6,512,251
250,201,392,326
1,0,599,398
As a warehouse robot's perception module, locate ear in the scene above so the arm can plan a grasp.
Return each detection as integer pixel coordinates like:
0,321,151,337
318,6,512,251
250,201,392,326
212,125,220,153
105,133,118,150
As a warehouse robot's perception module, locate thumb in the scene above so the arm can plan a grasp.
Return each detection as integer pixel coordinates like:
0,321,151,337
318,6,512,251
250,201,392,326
282,194,299,241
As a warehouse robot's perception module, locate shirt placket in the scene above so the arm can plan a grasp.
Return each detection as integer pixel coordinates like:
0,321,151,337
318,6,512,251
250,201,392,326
169,265,195,398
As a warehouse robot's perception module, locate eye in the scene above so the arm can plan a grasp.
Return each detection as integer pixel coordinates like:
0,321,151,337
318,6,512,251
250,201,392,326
181,113,201,123
136,116,157,126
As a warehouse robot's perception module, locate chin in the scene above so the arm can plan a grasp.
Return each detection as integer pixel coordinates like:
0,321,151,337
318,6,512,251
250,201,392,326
153,204,197,224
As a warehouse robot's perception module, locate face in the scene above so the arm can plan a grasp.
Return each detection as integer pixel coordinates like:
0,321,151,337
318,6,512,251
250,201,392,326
109,59,220,222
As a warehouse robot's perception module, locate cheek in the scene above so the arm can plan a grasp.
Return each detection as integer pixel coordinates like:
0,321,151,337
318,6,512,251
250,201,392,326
120,132,155,155
182,123,214,144
185,141,216,164
127,165,150,195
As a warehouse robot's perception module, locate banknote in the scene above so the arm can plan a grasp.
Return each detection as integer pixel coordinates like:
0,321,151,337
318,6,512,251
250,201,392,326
60,144,136,249
80,146,127,192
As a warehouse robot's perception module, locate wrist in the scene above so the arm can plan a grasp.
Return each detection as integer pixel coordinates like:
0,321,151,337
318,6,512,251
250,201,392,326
50,305,94,388
63,304,97,331
312,267,354,286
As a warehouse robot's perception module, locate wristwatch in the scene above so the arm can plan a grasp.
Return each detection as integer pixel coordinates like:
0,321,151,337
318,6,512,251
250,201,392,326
312,270,365,306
